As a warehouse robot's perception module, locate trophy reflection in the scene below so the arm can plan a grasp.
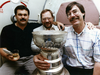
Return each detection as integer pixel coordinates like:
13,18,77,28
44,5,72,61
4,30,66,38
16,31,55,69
32,30,70,75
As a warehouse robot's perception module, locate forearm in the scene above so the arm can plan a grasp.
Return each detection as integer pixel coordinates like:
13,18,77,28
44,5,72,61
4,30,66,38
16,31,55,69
93,62,100,75
53,22,57,25
53,21,65,30
0,48,20,61
0,48,8,59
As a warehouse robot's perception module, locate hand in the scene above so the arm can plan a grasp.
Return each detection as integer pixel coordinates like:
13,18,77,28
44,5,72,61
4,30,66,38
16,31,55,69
87,22,96,29
6,53,20,61
53,21,65,30
33,54,50,70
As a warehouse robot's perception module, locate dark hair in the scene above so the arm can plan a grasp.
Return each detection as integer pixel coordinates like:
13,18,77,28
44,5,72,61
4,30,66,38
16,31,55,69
14,5,30,15
40,9,54,19
66,2,85,20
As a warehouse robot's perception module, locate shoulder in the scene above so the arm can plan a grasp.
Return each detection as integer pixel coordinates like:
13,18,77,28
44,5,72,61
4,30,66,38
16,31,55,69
52,24,59,30
93,28,100,32
33,25,43,31
2,24,13,31
1,24,14,35
28,23,42,29
88,28,100,33
64,26,72,32
92,28,100,35
86,28,100,39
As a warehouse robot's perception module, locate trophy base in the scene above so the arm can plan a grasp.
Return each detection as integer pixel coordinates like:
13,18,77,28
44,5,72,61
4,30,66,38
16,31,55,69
32,67,70,75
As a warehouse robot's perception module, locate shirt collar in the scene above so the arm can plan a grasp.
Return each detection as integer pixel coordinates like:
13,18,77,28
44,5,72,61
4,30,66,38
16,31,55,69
72,23,87,36
43,24,56,30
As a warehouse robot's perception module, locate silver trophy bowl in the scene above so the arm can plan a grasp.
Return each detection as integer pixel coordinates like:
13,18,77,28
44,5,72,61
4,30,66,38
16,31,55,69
32,30,67,51
32,30,70,75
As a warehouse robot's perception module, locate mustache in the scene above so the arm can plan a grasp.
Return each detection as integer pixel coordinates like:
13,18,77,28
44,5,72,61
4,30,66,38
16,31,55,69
70,17,78,22
46,22,50,24
44,22,51,24
20,18,26,21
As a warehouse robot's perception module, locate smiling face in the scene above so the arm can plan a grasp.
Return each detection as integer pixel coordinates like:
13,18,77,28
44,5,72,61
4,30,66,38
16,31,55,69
15,9,29,26
67,5,85,26
41,11,54,30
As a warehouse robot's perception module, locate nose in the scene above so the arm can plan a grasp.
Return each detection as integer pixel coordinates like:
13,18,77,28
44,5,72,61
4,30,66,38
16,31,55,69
21,14,25,18
45,18,49,22
68,12,75,19
71,12,75,17
68,13,75,20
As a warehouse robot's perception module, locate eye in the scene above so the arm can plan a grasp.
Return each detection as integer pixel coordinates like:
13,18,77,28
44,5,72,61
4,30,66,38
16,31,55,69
18,14,22,16
73,10,77,14
42,17,52,20
24,14,27,16
48,17,51,20
42,18,46,20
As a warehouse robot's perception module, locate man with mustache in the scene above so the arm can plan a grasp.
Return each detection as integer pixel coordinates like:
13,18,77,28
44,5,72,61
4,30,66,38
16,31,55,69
33,2,100,75
31,9,65,69
0,5,65,75
63,2,100,75
31,9,61,52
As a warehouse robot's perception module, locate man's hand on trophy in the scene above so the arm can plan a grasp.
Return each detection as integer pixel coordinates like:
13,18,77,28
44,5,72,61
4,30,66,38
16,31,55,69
33,54,50,70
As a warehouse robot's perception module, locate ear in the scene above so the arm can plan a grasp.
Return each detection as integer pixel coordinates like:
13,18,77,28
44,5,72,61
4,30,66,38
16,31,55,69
82,13,85,16
53,17,54,20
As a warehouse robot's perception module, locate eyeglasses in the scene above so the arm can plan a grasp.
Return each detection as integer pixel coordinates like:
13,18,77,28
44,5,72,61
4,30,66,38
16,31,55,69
67,9,78,18
42,17,52,21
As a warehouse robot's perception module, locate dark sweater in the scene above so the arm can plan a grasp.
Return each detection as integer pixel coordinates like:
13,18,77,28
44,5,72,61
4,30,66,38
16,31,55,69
0,22,41,57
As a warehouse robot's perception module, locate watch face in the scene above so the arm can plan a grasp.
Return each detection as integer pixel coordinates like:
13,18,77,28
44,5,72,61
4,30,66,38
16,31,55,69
10,0,20,3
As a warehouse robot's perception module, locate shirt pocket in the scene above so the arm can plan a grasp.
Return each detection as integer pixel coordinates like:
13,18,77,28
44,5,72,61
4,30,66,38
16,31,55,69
64,46,76,58
81,47,93,57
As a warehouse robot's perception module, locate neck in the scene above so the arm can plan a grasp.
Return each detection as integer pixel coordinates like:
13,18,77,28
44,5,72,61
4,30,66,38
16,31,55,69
73,21,85,34
15,23,27,30
47,28,51,30
44,24,52,30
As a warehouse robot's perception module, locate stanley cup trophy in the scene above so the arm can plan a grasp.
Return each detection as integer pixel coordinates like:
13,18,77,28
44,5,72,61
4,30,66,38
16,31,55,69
32,30,70,75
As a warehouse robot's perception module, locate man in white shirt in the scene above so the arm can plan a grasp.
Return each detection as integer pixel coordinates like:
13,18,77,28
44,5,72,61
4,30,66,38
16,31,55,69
63,1,100,75
31,9,60,53
31,9,63,69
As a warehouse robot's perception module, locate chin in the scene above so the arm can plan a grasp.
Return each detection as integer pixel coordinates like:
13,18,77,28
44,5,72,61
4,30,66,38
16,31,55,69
71,21,79,25
45,25,51,27
20,23,27,26
21,22,27,24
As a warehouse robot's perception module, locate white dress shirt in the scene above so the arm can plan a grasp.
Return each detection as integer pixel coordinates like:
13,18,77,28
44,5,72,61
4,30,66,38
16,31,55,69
64,24,100,69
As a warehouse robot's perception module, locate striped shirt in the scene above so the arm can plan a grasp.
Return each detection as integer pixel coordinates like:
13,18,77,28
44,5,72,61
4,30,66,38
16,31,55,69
64,24,100,69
